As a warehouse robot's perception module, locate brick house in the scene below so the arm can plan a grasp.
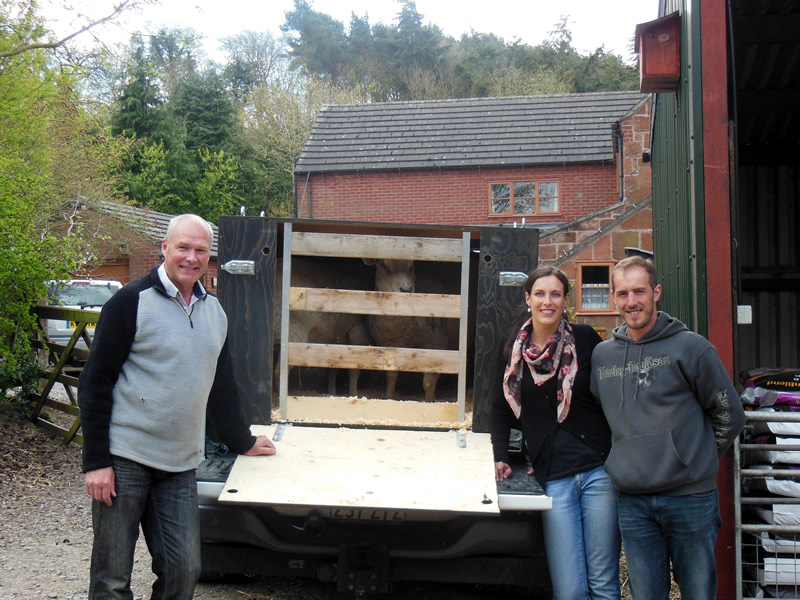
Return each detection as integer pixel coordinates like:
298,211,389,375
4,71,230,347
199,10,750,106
295,91,653,332
79,200,220,293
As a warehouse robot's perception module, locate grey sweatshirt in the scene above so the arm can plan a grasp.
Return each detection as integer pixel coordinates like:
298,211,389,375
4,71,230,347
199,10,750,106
590,312,745,496
79,267,256,473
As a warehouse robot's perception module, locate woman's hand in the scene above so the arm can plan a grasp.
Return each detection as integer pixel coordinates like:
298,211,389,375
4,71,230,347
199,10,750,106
495,461,512,481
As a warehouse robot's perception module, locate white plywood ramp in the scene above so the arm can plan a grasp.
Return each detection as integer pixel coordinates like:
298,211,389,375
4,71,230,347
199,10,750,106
220,424,500,514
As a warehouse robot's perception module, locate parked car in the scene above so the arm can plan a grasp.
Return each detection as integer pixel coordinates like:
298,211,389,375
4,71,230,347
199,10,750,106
45,279,122,348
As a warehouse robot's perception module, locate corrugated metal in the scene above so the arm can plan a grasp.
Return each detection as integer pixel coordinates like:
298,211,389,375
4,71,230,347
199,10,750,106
650,0,707,334
736,165,800,371
732,0,800,164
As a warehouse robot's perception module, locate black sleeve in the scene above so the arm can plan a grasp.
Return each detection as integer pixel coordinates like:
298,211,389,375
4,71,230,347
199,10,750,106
489,356,519,464
77,286,138,472
206,335,257,455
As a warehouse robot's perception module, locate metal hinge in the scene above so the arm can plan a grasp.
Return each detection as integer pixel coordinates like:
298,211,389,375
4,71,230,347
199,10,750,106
221,260,255,276
498,271,528,286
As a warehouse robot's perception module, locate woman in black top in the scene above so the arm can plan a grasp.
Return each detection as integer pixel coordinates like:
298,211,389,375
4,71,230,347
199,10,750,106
490,266,620,600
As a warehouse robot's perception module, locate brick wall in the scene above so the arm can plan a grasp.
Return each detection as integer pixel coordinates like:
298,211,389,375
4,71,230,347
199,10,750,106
536,98,653,335
297,163,623,226
620,99,652,204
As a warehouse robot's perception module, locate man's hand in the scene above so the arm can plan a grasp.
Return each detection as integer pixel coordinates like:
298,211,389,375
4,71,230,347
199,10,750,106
85,467,116,506
244,434,277,456
495,461,512,481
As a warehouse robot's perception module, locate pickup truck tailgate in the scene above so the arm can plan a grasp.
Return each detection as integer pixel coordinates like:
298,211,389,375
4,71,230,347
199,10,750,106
219,424,512,514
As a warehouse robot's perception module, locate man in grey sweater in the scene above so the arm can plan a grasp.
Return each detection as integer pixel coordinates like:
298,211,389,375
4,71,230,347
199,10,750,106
79,214,276,599
590,256,745,600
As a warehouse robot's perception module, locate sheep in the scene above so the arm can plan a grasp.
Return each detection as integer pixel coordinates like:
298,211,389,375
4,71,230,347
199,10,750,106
363,258,457,402
273,256,372,398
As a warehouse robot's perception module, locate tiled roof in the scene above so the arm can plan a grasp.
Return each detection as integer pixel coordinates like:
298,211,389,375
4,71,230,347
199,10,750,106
296,91,647,173
95,200,219,257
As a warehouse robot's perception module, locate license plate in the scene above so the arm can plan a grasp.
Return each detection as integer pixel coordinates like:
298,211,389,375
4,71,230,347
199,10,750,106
67,321,96,330
329,508,405,521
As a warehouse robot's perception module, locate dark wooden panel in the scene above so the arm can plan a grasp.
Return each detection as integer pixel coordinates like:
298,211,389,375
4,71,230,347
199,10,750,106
471,228,539,433
217,217,277,425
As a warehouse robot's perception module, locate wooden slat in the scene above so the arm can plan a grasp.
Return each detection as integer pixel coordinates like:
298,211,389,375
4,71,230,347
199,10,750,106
54,373,81,388
43,398,80,416
220,425,498,514
35,418,83,445
291,231,464,262
289,287,461,318
32,341,91,361
288,342,459,373
33,306,101,323
284,396,461,426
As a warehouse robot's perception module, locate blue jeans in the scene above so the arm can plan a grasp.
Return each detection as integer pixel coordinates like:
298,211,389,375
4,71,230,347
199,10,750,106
542,465,621,600
89,456,201,599
618,490,721,600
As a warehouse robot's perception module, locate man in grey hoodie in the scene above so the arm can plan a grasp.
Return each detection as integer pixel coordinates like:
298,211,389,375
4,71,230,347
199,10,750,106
590,256,745,600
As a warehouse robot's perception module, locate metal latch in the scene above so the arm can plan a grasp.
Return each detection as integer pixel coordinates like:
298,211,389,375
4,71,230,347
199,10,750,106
499,271,528,286
221,260,255,276
273,423,288,442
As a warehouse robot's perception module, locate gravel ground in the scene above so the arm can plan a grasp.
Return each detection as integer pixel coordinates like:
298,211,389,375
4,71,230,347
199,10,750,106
1,386,669,600
0,395,539,600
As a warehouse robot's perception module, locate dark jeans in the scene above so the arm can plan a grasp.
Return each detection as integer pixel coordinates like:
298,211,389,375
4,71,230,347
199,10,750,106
89,456,200,599
618,490,721,600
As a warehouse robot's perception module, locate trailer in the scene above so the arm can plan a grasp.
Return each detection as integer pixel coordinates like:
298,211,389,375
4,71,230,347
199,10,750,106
197,217,552,596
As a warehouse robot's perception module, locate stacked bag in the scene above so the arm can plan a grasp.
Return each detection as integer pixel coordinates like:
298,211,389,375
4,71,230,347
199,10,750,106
740,369,800,598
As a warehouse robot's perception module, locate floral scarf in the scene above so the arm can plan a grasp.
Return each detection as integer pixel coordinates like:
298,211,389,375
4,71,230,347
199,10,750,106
502,318,578,423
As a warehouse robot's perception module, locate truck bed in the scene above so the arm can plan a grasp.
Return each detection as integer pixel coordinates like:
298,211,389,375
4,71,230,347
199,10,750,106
200,424,549,515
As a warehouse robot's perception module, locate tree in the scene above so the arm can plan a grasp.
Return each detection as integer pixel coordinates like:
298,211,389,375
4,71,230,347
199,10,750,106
220,30,290,103
195,149,240,221
110,35,197,212
244,72,364,215
281,0,349,79
0,0,153,59
148,27,204,100
0,2,127,398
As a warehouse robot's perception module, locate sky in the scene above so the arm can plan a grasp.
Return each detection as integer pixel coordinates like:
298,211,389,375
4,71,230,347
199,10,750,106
43,0,658,64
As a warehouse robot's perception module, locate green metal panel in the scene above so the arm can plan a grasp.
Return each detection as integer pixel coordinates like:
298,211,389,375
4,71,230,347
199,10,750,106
650,0,708,334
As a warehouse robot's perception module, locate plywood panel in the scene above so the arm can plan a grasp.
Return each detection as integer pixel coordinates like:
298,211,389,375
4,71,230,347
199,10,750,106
283,395,461,427
471,228,539,432
292,232,464,262
289,287,461,318
220,425,499,514
217,216,276,424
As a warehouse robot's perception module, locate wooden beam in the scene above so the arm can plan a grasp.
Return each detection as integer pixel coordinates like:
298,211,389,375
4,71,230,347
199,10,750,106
289,287,461,318
283,396,462,427
32,306,101,323
291,231,464,262
287,342,459,374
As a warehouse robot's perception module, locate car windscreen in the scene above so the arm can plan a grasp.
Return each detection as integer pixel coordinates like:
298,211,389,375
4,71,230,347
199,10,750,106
48,284,118,308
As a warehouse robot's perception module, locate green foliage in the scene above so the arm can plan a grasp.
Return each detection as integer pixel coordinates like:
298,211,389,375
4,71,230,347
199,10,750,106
195,148,241,221
281,0,349,79
0,2,127,400
245,71,364,216
280,4,637,101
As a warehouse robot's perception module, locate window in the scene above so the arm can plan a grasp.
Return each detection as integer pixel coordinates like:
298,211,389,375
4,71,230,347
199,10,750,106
490,181,559,216
576,262,616,314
